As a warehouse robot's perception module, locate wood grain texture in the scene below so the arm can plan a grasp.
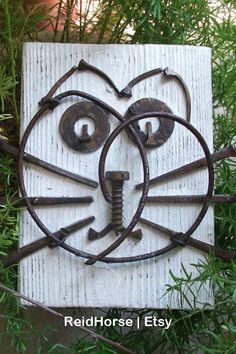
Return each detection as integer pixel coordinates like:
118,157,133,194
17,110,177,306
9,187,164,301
20,43,214,308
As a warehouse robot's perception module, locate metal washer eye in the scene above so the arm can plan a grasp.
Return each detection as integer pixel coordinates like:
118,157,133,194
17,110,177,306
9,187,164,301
59,101,110,153
125,98,175,148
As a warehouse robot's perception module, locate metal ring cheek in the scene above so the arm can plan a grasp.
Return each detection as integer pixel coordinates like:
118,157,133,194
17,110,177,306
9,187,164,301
17,92,149,263
97,111,214,262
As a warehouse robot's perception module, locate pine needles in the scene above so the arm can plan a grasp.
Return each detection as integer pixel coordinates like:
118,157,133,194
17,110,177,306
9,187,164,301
0,0,235,353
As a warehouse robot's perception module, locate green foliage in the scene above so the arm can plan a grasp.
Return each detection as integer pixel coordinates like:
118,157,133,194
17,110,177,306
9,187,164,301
0,0,235,353
161,259,236,353
0,67,17,112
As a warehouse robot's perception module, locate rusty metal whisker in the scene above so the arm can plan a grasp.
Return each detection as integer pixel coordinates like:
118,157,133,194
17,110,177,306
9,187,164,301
139,217,235,262
1,216,95,267
0,196,94,208
146,194,236,204
136,144,236,190
0,139,98,188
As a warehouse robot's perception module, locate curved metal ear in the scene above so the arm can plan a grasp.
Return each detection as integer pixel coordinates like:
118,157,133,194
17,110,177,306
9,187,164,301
38,60,122,107
38,60,191,121
37,60,190,152
163,67,191,122
121,66,191,122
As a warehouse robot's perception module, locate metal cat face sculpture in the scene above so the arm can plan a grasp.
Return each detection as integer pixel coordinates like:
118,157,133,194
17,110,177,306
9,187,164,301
2,59,235,269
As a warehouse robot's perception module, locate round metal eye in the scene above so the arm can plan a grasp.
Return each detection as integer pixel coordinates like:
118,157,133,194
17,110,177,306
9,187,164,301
59,101,110,153
125,98,175,148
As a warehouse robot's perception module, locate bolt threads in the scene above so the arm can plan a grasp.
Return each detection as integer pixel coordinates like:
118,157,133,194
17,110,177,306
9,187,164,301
111,185,123,230
106,171,129,233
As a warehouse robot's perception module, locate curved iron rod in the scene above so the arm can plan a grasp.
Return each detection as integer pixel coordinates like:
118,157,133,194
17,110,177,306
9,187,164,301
120,68,163,97
164,67,191,122
85,111,214,264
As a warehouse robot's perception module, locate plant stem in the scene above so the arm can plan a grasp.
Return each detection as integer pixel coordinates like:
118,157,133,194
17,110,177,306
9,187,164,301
53,0,63,42
0,282,137,354
2,0,19,124
97,0,113,43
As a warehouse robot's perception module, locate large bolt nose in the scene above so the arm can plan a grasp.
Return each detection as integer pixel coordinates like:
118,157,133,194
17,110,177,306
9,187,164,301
105,171,130,181
106,171,130,232
87,170,143,244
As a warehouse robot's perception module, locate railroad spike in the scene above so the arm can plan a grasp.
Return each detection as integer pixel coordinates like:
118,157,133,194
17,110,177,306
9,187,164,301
0,196,94,208
0,138,98,188
139,217,235,262
146,194,236,204
1,216,95,267
136,144,236,190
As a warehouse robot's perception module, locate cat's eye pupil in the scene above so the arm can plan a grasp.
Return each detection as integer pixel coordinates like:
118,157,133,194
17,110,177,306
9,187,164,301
138,117,160,132
74,116,95,137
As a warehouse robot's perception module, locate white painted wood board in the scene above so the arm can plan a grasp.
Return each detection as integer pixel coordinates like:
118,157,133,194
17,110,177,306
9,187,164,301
19,43,214,308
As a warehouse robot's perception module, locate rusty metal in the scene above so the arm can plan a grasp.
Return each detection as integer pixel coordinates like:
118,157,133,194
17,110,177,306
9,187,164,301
0,138,98,188
76,61,190,125
120,66,190,122
146,194,236,204
85,111,150,265
18,89,148,263
163,67,191,122
18,99,214,263
1,196,93,207
0,196,93,208
17,65,220,265
139,217,235,262
106,170,129,232
120,68,163,97
88,225,143,242
1,216,95,268
60,102,110,153
125,98,174,148
79,124,91,143
88,171,143,242
128,229,143,241
85,111,214,265
39,66,78,107
136,144,236,190
40,89,142,196
88,227,143,242
88,224,114,241
106,170,143,239
77,59,124,97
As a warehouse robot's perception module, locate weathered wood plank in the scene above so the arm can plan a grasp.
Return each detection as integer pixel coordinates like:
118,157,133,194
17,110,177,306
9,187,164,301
20,43,214,308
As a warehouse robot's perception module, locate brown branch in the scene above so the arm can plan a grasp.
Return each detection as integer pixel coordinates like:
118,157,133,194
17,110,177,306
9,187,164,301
0,282,136,354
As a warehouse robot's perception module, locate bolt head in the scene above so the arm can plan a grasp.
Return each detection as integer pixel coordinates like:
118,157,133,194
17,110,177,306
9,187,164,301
106,171,130,181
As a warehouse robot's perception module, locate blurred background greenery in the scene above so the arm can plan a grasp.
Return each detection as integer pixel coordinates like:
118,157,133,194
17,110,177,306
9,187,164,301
0,0,235,353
